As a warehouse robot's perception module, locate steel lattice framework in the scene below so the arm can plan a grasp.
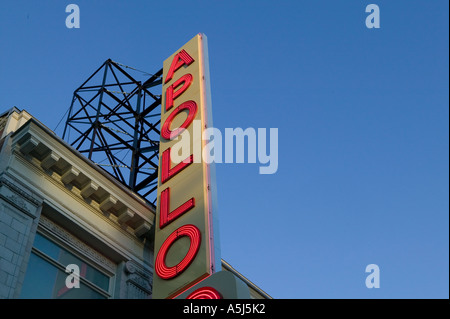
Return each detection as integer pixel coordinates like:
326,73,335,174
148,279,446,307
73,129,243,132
62,59,162,205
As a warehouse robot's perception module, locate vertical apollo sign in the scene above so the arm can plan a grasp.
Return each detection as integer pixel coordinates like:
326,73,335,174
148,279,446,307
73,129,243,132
153,34,220,299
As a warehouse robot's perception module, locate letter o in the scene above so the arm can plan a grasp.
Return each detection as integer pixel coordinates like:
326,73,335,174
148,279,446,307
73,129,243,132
155,224,201,280
161,100,198,140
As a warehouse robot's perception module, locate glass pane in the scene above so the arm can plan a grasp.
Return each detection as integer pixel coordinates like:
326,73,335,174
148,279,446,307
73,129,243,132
33,233,61,260
32,233,110,291
20,252,58,298
19,252,107,299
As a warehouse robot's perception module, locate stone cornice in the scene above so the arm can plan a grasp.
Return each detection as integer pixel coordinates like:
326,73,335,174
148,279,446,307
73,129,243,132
10,119,155,238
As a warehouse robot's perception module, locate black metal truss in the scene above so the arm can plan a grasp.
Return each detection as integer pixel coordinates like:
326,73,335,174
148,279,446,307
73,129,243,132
62,59,162,206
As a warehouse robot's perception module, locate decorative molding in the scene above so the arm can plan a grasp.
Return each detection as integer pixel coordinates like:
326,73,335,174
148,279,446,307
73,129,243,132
8,124,154,238
126,281,151,299
0,174,42,217
124,260,137,274
10,154,149,244
38,215,116,273
5,194,29,213
124,260,152,298
0,175,42,207
127,274,152,292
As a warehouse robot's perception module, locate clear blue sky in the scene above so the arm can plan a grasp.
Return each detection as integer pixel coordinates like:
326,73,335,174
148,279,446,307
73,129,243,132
0,1,448,298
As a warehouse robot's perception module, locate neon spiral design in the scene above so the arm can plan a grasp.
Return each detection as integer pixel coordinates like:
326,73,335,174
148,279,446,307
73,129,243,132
155,224,201,280
186,286,222,299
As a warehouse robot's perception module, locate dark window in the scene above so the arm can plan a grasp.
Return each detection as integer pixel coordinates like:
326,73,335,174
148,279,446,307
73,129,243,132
20,232,111,299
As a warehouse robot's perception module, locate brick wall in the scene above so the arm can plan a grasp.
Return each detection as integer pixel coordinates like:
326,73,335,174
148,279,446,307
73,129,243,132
0,175,42,298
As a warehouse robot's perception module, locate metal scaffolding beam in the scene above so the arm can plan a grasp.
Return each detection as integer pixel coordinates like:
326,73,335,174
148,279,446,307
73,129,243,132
62,59,162,206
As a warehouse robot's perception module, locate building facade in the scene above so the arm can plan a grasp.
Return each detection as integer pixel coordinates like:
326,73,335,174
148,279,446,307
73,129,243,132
0,108,270,299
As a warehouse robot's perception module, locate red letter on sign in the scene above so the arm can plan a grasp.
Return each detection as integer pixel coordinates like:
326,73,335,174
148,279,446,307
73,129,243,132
161,100,198,140
186,287,223,299
161,148,193,184
155,224,201,279
166,73,193,111
164,49,195,84
160,187,195,229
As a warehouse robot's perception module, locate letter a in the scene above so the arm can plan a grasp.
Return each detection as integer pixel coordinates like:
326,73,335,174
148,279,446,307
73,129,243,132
365,264,380,288
65,4,80,29
164,50,194,84
65,264,80,288
365,4,380,29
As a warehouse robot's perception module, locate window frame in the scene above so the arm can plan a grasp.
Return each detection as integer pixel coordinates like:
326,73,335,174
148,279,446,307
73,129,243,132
26,227,115,299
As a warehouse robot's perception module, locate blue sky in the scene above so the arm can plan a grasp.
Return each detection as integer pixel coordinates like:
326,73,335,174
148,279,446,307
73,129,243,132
0,1,448,298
